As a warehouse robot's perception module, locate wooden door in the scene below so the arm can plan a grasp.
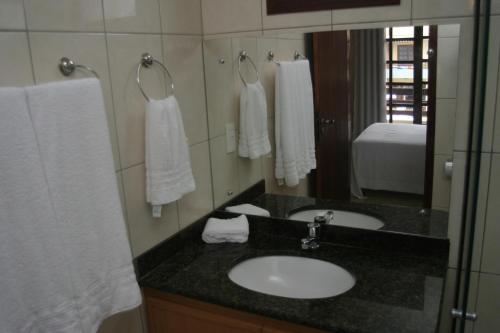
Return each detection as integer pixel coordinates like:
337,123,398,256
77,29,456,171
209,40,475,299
312,31,351,200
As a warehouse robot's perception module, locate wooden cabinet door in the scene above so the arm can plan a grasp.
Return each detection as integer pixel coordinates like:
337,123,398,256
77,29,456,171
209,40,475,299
147,297,262,333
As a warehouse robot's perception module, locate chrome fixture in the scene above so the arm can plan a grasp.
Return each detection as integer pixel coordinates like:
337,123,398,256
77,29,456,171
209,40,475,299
136,52,175,102
218,58,226,64
294,50,307,60
58,57,99,78
301,219,321,250
324,211,335,225
238,50,259,86
451,308,477,322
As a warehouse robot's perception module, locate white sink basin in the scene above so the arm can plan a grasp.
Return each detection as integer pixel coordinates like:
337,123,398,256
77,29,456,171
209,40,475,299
228,256,355,299
288,209,384,230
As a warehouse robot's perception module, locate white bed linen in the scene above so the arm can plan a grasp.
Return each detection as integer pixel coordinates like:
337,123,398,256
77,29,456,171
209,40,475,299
351,123,427,197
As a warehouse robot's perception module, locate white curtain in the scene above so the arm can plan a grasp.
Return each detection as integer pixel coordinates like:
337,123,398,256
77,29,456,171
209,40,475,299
351,29,386,139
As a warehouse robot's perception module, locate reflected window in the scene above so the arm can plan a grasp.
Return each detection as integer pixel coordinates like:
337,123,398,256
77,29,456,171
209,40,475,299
385,26,433,124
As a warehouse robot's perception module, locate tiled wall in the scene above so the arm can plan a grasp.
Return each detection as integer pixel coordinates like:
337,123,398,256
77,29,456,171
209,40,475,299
0,0,209,332
1,0,499,332
204,34,309,205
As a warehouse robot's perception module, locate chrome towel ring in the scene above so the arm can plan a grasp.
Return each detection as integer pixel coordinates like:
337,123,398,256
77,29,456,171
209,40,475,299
58,57,100,78
238,50,259,86
136,53,175,102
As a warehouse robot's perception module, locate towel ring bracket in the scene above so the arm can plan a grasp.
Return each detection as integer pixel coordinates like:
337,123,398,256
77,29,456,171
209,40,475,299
136,53,175,102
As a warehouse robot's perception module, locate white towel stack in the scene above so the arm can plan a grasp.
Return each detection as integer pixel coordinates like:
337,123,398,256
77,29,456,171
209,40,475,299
146,96,195,212
202,215,249,244
225,204,271,217
275,60,316,187
238,81,271,159
0,79,141,333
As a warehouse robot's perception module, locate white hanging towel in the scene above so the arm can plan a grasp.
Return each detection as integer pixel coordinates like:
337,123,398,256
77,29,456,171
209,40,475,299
145,96,195,211
0,87,81,333
24,78,141,333
238,81,271,159
275,60,316,187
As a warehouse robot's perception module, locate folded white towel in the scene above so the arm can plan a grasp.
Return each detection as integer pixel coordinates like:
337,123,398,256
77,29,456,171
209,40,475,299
146,96,195,209
0,87,81,332
226,204,271,217
202,215,249,244
275,60,316,187
25,78,141,333
238,81,271,159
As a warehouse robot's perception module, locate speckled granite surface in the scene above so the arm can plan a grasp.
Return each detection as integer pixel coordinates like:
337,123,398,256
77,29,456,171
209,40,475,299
219,182,448,238
138,214,449,333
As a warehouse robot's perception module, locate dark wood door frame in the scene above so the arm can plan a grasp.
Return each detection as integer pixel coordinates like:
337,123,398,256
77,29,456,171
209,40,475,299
312,31,351,200
267,0,400,15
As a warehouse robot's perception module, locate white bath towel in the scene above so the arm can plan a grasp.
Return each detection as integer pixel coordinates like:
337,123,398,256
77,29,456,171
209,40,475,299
226,204,271,217
0,87,81,333
275,60,316,187
25,78,141,333
145,96,195,210
202,215,249,244
238,81,271,159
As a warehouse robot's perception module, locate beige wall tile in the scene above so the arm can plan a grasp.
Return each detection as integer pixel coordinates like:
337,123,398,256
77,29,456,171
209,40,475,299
122,164,179,257
178,141,214,229
494,62,500,153
103,0,161,33
412,0,474,20
209,135,239,208
97,307,144,333
159,0,202,35
204,38,236,138
262,0,330,30
0,32,34,86
432,154,452,211
238,156,263,191
163,35,208,145
437,36,459,99
256,37,278,119
481,153,500,274
494,0,500,14
29,32,121,170
481,17,500,153
438,24,461,38
107,34,165,169
454,18,474,151
435,99,457,156
0,0,26,30
331,0,411,25
24,0,104,31
202,0,262,35
474,273,500,333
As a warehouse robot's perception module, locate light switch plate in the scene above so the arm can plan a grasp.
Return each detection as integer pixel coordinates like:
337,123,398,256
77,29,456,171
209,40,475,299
225,123,236,153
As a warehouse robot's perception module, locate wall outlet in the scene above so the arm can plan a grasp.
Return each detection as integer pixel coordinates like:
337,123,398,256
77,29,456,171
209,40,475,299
225,123,236,153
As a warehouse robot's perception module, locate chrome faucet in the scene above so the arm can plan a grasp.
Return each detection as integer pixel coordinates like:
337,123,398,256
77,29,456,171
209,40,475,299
301,217,322,250
324,211,335,225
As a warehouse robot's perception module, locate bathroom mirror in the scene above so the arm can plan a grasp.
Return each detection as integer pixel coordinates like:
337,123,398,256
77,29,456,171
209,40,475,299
205,23,468,238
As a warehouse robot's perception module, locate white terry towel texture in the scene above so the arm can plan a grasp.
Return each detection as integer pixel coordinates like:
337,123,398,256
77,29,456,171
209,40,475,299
0,78,142,333
146,96,195,206
202,215,249,244
238,81,271,159
0,87,81,332
275,60,316,187
225,204,271,217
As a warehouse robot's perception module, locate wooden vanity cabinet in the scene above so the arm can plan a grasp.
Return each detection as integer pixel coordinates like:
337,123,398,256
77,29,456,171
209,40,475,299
143,289,329,333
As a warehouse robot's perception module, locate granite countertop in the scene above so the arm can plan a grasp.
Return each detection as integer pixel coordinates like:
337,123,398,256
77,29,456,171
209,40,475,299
138,214,449,333
223,191,449,238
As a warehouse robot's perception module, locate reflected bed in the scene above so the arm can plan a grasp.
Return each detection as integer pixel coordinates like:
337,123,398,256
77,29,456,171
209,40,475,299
351,123,427,197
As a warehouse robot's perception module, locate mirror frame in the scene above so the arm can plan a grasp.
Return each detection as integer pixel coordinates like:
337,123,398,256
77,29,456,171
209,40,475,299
267,0,401,15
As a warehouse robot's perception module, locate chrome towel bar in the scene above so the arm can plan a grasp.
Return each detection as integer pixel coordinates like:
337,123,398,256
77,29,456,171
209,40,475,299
58,57,100,78
136,53,175,102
